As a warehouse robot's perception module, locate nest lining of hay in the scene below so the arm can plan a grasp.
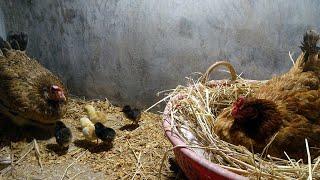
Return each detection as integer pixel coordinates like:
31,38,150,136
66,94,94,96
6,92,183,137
162,62,320,179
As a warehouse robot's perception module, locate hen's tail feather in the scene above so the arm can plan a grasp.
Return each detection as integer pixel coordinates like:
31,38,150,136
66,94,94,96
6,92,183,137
7,31,28,51
9,39,20,51
0,36,12,50
0,36,12,57
300,30,319,59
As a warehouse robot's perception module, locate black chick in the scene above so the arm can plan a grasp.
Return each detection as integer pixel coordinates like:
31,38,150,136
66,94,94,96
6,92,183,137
55,121,72,149
94,122,116,143
7,31,28,51
121,105,141,125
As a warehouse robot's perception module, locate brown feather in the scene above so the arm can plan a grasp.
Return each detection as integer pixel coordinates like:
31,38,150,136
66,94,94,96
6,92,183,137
214,30,320,160
0,49,68,126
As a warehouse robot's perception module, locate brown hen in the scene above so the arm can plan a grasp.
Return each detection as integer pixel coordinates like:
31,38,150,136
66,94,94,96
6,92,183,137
214,30,320,160
0,33,68,127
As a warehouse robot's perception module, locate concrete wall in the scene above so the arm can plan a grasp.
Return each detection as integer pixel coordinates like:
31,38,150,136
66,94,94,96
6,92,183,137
0,0,319,108
0,7,5,37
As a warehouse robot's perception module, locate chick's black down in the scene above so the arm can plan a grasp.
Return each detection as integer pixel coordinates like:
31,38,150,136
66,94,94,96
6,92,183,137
55,121,72,147
94,122,116,142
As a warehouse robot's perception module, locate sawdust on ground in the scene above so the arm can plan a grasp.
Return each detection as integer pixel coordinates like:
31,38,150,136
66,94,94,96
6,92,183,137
0,97,183,179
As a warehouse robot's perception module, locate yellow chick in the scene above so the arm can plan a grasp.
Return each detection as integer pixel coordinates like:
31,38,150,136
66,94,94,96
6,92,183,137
79,116,97,141
84,105,96,120
82,126,97,141
80,117,93,128
84,105,108,124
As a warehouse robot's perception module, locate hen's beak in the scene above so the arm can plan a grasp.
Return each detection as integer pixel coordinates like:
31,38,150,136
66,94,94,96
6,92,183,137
56,90,66,102
50,85,66,102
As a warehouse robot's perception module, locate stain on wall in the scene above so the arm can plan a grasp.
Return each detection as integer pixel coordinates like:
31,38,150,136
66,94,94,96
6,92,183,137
0,0,319,108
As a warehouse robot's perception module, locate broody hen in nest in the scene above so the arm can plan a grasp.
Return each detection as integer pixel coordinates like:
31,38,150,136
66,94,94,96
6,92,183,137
214,30,320,160
0,32,68,128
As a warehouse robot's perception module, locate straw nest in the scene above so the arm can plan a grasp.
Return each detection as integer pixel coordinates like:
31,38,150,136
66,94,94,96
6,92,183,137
162,61,320,179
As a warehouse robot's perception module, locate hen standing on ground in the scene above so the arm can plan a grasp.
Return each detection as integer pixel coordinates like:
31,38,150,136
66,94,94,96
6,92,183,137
0,32,68,127
214,30,320,160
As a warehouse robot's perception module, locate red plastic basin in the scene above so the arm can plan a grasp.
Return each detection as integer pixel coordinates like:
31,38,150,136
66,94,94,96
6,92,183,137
163,93,247,180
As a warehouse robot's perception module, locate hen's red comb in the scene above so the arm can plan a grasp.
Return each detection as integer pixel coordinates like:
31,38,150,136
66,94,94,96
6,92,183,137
232,96,245,117
234,96,245,106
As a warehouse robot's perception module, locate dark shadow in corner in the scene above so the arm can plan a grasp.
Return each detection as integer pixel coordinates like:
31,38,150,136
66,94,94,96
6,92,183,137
119,124,139,131
73,139,113,153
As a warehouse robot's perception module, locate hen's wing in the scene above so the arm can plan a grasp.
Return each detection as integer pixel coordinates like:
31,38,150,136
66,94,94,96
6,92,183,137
284,90,320,122
270,115,320,160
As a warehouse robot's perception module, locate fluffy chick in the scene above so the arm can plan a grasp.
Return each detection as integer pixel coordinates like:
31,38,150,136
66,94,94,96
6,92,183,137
80,117,97,141
80,116,93,128
55,121,72,149
84,105,107,124
94,122,116,143
121,105,141,125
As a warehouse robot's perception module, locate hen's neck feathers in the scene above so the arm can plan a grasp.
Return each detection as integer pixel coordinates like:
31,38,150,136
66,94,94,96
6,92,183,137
233,99,283,142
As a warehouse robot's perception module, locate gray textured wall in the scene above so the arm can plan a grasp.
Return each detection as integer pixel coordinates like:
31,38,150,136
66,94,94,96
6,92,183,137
0,0,319,108
0,7,5,37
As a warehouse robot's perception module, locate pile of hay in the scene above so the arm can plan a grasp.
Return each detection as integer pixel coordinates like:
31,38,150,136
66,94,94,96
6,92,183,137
161,61,320,179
